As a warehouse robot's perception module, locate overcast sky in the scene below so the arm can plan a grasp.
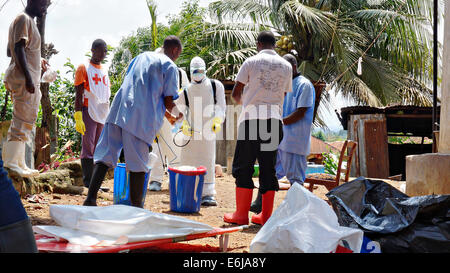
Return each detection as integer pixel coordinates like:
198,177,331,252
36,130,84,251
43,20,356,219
2,0,413,131
0,0,217,74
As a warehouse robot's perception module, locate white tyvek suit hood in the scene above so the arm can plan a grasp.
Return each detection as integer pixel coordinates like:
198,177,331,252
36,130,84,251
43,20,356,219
190,56,207,83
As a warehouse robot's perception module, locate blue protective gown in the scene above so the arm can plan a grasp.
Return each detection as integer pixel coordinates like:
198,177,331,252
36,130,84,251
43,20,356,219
276,74,315,184
94,52,179,172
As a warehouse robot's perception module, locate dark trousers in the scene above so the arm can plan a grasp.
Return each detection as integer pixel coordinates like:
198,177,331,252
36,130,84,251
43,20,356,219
232,119,283,194
81,107,104,159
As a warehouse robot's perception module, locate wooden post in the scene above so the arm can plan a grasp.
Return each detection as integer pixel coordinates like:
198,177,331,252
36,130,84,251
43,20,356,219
347,114,390,179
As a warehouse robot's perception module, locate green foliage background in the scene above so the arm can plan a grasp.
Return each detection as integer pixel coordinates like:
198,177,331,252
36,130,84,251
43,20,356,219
0,74,13,121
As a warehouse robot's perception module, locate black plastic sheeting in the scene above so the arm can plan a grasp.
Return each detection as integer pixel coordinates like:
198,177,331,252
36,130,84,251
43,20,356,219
326,177,450,253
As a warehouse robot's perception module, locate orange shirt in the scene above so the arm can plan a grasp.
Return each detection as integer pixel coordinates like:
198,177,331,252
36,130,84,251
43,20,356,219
74,62,103,107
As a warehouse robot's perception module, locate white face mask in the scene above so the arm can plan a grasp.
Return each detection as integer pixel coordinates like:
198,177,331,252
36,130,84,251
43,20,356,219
192,72,206,83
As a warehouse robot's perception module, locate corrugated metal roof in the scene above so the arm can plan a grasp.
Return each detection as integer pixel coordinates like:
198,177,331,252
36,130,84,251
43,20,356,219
339,105,440,137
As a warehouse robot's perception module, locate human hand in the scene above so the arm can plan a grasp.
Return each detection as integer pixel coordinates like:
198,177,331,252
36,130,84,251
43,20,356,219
74,111,86,136
175,112,184,123
41,59,49,72
167,114,177,125
25,77,35,94
167,111,183,125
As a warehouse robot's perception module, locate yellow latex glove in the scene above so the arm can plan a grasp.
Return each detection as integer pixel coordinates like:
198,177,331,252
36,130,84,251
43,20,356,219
212,117,223,134
181,120,192,137
74,111,85,136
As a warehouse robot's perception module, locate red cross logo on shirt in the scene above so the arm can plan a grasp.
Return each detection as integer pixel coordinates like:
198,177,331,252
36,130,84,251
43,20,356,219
92,74,102,85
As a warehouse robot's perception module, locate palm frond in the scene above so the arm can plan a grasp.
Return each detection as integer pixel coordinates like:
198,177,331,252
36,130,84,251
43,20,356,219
279,1,336,42
209,0,272,25
397,78,434,106
337,75,383,107
353,7,434,83
204,22,262,49
359,56,404,105
208,47,258,80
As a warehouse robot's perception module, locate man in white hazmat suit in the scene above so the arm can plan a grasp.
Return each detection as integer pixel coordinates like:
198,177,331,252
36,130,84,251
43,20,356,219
177,56,226,206
148,48,190,191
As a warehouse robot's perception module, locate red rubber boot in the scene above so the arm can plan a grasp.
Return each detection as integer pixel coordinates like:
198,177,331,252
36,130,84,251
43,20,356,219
251,191,275,225
223,187,253,225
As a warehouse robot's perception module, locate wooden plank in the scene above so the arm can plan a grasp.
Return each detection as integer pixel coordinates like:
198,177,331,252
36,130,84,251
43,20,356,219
433,131,440,153
349,118,360,177
364,120,390,178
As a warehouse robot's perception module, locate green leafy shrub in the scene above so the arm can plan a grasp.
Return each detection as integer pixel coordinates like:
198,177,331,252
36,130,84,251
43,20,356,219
0,74,13,121
323,150,338,176
48,59,81,155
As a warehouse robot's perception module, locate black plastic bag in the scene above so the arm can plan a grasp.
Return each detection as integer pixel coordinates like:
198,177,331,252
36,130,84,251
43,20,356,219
326,177,450,253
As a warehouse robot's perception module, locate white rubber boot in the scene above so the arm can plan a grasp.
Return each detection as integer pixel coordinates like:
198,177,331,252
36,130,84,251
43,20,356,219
18,142,39,177
2,141,37,178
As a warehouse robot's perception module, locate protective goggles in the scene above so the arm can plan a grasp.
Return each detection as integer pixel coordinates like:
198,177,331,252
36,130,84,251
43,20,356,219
192,69,205,74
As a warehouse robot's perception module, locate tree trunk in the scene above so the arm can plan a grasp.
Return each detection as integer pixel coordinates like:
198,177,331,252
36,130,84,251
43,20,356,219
312,81,326,123
36,1,58,158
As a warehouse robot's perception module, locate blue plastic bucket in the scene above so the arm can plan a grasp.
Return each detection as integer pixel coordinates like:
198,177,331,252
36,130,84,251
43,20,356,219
113,163,150,207
306,164,325,175
168,166,207,213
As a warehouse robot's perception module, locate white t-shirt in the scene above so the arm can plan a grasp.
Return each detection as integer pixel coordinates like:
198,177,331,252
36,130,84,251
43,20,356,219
235,49,292,125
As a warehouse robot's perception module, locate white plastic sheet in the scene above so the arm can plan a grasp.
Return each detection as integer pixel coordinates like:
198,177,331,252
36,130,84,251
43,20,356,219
33,205,213,246
250,183,363,253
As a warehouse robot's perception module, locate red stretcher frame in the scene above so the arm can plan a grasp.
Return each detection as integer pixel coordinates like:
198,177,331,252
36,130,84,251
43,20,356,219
35,225,248,253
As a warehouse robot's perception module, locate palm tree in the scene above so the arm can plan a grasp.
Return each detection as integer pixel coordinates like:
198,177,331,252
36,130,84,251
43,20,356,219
203,22,263,80
146,0,158,51
208,0,442,125
109,0,262,86
158,0,263,78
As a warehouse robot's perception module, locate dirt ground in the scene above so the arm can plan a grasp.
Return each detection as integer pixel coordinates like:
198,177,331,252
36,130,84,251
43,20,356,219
24,172,404,253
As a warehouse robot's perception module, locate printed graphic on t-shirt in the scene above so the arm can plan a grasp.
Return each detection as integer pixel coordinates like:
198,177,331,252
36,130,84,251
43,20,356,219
258,62,286,103
257,62,287,94
91,73,110,88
